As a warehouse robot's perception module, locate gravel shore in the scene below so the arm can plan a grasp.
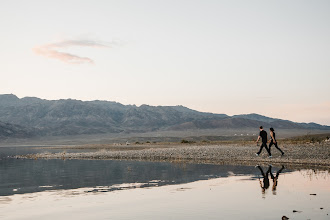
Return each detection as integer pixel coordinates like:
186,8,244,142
17,142,330,169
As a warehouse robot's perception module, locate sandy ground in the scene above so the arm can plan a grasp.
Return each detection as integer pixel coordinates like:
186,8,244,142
16,142,330,170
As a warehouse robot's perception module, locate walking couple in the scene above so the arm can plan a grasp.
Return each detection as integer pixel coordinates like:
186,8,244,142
256,126,284,158
256,165,285,194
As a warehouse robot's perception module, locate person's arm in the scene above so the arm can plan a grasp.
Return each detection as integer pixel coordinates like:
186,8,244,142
256,136,260,143
270,132,276,143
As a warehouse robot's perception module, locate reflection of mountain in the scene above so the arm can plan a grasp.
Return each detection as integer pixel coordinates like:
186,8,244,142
0,94,329,138
0,157,287,196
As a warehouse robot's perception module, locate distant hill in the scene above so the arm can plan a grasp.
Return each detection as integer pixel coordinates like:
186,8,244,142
232,113,277,123
0,121,36,139
0,94,329,138
232,113,327,129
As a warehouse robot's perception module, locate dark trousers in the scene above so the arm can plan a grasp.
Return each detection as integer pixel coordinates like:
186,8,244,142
269,165,285,180
269,141,284,155
257,142,271,156
269,165,285,190
257,165,270,189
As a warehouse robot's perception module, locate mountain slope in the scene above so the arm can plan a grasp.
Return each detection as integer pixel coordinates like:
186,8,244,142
0,121,36,138
0,94,329,137
232,113,327,130
0,94,228,136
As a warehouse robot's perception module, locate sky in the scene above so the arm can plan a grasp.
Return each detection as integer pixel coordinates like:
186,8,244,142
0,0,329,125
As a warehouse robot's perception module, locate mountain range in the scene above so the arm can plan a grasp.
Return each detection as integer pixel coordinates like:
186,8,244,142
0,94,329,139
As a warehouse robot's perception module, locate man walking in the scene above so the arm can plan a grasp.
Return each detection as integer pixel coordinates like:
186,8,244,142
256,126,272,158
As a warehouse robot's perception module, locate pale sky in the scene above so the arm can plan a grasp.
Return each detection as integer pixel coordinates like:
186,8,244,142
1,0,329,125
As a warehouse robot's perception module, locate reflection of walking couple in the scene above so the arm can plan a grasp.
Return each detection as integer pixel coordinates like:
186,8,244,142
256,126,284,158
256,165,285,194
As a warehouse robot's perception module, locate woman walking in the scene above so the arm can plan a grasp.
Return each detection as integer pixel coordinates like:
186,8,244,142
269,128,284,156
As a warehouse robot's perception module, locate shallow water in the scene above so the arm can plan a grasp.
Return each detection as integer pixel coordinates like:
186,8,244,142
0,146,329,219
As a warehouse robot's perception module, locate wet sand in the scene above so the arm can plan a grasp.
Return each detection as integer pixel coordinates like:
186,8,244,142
17,142,330,169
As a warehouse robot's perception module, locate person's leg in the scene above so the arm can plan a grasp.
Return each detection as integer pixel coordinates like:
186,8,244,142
269,166,275,179
257,143,264,155
276,166,285,178
264,168,270,189
274,142,284,155
266,165,271,175
257,165,265,177
264,142,272,156
269,141,273,152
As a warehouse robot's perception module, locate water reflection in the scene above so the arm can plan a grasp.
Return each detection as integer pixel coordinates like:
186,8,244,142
0,157,266,196
270,165,285,194
1,169,329,220
256,165,285,196
1,145,296,197
1,146,330,220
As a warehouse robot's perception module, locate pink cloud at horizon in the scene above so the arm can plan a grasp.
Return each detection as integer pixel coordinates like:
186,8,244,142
33,40,112,64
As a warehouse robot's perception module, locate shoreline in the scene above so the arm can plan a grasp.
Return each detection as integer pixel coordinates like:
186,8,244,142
16,143,330,170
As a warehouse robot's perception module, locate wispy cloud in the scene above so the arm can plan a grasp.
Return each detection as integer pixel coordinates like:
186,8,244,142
33,40,114,64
